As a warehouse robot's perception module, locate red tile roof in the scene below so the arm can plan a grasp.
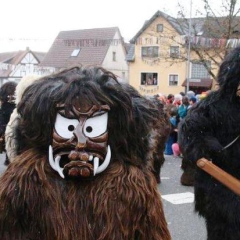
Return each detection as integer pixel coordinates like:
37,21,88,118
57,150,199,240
40,27,120,68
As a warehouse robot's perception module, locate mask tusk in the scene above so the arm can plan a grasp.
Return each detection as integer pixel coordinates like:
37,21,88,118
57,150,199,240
95,145,111,174
48,145,65,178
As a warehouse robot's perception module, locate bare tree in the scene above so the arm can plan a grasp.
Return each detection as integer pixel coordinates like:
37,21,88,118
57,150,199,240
129,0,240,86
175,0,240,80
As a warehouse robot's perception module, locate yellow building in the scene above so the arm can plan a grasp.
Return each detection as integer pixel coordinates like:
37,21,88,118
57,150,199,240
126,10,223,96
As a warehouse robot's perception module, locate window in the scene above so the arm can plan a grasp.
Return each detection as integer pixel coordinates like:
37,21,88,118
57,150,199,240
141,72,158,85
170,46,180,58
191,61,211,78
122,72,125,79
141,47,159,58
112,51,116,61
157,24,163,32
71,49,80,57
169,74,178,86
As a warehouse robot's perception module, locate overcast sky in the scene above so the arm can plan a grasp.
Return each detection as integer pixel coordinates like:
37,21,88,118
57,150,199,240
0,0,219,53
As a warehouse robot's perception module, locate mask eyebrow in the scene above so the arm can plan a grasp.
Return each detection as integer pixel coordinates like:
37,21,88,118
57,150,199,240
92,111,108,118
57,109,77,119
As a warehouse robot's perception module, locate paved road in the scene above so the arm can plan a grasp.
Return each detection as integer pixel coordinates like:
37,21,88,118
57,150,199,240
159,155,207,240
0,153,206,239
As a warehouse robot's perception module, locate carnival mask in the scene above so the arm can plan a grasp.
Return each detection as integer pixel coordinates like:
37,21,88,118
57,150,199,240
48,100,111,179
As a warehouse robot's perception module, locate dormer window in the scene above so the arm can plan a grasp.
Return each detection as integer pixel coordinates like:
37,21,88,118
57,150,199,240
157,24,163,32
71,49,80,57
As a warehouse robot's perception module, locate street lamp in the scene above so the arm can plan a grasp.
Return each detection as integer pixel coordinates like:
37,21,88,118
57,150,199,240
186,0,193,93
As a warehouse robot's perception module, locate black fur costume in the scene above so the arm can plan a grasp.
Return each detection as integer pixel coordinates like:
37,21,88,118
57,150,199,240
0,66,171,240
178,46,240,240
0,82,17,163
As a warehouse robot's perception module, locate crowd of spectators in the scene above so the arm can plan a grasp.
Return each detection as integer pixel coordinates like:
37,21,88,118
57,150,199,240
155,90,210,156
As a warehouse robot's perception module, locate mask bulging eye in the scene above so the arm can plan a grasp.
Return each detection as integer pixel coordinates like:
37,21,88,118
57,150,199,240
55,113,79,139
83,112,108,138
86,126,93,133
68,125,75,131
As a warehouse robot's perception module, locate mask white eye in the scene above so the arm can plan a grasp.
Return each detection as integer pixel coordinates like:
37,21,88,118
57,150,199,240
55,113,79,139
83,112,108,138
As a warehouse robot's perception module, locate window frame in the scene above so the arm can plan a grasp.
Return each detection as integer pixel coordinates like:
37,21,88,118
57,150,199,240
157,24,163,32
112,51,116,61
169,74,179,86
170,46,180,58
140,72,158,86
71,49,80,57
191,60,211,79
141,46,159,58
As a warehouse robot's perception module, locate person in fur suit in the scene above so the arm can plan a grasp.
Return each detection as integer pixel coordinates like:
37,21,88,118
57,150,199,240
5,75,40,163
0,66,171,240
145,95,171,184
0,81,17,164
178,46,240,240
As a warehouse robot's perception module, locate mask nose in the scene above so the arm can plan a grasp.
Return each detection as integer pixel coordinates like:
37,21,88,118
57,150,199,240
76,142,86,150
73,123,87,149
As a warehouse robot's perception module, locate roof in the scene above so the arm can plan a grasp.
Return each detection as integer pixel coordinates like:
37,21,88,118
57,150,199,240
182,78,213,88
0,49,46,78
34,52,46,62
130,11,240,44
130,11,183,43
40,27,121,68
184,16,240,38
125,44,135,61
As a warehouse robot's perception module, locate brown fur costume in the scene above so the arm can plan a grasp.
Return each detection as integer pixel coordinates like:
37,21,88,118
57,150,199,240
146,96,171,184
0,66,171,240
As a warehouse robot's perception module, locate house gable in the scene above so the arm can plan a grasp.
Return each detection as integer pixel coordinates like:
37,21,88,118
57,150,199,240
10,52,39,77
128,11,189,96
102,30,128,81
0,49,47,84
40,27,121,69
130,10,183,44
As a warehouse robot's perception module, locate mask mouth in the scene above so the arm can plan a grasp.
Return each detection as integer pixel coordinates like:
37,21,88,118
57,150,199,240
63,160,94,178
48,145,111,179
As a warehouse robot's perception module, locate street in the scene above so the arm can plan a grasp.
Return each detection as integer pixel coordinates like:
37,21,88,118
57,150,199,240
0,153,207,240
159,155,207,240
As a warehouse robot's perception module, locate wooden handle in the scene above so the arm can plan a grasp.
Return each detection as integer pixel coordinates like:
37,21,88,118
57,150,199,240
197,158,240,196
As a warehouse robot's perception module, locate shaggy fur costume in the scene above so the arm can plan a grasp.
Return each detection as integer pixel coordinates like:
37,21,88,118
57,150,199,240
147,96,171,183
0,81,17,164
178,46,240,240
179,157,196,186
0,66,171,240
5,75,40,162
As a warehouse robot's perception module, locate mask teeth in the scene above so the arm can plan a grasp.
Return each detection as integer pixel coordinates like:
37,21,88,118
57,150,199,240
49,145,111,178
93,157,99,176
48,145,65,178
94,145,111,175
